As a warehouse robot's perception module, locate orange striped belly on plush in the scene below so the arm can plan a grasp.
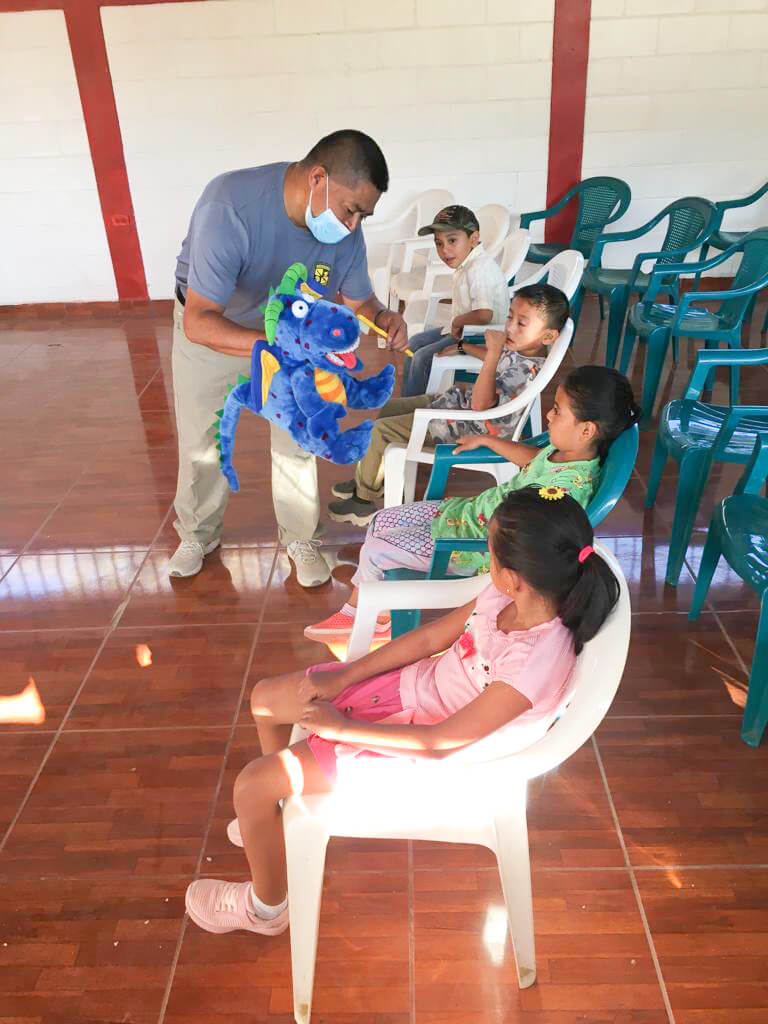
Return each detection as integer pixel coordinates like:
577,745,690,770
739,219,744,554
314,368,347,406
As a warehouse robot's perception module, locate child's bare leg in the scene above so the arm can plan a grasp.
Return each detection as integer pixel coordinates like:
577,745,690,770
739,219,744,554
249,670,307,754
233,740,332,904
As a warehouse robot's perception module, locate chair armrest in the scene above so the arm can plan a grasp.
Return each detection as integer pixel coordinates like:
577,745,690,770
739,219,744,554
462,324,505,338
737,431,768,496
627,240,706,292
519,186,578,228
684,348,768,399
672,271,768,330
717,180,768,211
588,214,661,269
425,444,507,500
642,247,738,302
348,574,489,660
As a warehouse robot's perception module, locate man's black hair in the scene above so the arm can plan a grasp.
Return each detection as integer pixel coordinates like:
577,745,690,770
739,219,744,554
302,130,389,193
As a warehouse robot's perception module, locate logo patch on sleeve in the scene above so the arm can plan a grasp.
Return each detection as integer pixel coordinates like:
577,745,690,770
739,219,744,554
313,262,331,286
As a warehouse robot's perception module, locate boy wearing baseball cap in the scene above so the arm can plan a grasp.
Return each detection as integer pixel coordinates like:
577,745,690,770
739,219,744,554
402,204,509,396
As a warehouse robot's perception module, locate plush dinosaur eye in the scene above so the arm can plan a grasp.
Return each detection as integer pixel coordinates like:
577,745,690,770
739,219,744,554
291,300,309,318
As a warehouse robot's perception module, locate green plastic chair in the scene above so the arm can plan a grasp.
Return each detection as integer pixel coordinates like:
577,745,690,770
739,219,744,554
577,197,721,369
689,430,768,747
699,180,768,334
619,228,768,420
386,425,639,637
645,347,768,587
519,177,631,269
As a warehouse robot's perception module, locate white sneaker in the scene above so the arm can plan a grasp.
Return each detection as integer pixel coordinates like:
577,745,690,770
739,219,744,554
286,539,331,588
168,538,220,578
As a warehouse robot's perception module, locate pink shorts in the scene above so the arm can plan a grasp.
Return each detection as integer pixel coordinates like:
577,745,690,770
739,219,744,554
305,662,405,782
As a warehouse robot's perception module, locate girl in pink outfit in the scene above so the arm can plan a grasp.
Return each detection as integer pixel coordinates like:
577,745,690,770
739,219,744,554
185,489,620,938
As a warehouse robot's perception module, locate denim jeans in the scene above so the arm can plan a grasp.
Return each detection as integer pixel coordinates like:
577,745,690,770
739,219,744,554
401,327,456,397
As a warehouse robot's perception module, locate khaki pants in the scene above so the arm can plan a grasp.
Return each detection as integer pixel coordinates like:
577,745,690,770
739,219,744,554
171,300,320,546
354,395,432,501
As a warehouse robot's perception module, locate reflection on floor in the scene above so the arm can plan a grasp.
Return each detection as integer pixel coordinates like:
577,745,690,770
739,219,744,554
0,297,766,1023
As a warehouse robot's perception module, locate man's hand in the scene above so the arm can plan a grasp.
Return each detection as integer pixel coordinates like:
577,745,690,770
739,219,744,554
452,434,493,454
449,317,464,339
376,309,409,352
299,700,349,739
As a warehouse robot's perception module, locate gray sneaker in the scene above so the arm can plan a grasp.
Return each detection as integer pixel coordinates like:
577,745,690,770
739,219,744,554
331,479,356,499
328,494,377,527
286,540,331,587
168,538,221,578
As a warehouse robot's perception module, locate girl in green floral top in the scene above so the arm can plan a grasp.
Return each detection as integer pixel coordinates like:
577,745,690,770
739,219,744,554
305,366,640,642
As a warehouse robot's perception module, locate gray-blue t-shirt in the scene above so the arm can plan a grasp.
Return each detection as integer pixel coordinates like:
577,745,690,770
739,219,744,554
175,162,373,329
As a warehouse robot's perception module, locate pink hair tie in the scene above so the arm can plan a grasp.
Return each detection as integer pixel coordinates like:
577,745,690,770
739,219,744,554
578,544,594,565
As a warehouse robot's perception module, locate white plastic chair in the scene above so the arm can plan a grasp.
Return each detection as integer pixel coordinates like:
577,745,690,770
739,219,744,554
283,544,631,1024
405,228,531,336
390,204,513,308
364,188,454,305
383,319,574,508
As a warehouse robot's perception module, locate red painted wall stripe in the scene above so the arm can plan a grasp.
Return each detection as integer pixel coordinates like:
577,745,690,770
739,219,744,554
64,2,148,300
545,0,591,245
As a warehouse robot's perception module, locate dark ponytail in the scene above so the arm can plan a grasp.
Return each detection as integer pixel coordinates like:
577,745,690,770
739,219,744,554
563,365,641,464
489,488,620,654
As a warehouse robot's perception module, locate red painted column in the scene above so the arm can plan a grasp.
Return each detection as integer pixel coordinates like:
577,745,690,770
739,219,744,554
64,1,148,299
545,0,591,244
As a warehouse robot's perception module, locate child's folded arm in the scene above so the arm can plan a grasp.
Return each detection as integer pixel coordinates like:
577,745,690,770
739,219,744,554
302,681,532,760
450,308,493,335
452,434,538,466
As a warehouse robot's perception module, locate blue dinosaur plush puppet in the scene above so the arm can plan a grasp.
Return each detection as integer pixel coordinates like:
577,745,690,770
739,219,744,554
216,262,395,491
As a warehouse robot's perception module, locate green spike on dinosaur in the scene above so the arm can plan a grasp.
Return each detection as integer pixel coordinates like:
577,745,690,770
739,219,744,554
237,374,249,386
276,262,308,295
263,264,308,346
215,409,223,419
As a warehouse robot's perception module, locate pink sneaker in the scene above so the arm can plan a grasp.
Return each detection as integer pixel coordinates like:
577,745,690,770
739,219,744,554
227,817,243,847
303,611,390,642
185,878,288,935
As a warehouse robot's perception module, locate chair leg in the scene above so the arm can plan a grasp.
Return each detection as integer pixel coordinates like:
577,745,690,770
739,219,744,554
640,327,671,423
729,360,741,406
604,287,628,369
283,808,331,1024
695,243,709,286
741,594,768,747
671,333,679,365
494,789,536,989
598,293,605,320
570,285,584,327
745,292,756,326
762,304,768,334
665,452,712,587
645,435,669,509
688,516,723,620
618,318,638,376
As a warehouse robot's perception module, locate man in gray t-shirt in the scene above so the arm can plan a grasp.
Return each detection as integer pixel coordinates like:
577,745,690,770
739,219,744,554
169,130,408,586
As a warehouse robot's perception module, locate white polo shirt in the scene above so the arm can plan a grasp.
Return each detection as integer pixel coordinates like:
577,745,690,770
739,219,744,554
441,242,510,335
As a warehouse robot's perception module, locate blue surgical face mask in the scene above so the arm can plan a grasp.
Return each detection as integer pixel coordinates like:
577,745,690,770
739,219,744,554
305,175,351,245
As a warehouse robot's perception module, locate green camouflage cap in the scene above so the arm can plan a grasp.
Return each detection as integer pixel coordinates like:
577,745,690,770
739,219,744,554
417,204,480,236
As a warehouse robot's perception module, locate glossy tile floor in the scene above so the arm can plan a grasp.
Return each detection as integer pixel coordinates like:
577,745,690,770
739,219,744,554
0,297,767,1024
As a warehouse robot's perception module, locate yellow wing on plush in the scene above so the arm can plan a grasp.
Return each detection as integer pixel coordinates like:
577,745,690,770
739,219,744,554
314,368,347,406
261,350,281,406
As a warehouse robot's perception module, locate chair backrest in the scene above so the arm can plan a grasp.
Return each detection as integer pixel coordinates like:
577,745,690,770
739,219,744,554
477,204,512,258
415,188,455,230
508,320,574,441
719,228,768,328
498,228,531,282
587,424,640,527
527,423,639,527
655,197,720,266
572,177,632,257
491,542,631,779
512,250,585,302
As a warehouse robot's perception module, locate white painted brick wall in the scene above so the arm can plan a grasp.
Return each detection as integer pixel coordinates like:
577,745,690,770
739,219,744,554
585,2,768,275
102,0,553,299
0,9,116,303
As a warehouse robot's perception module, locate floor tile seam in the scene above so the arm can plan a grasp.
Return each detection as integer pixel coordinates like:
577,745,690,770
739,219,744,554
0,555,20,586
5,862,768,885
407,840,416,1024
591,736,676,1024
155,548,278,1024
606,713,742,720
709,606,751,678
12,454,93,561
